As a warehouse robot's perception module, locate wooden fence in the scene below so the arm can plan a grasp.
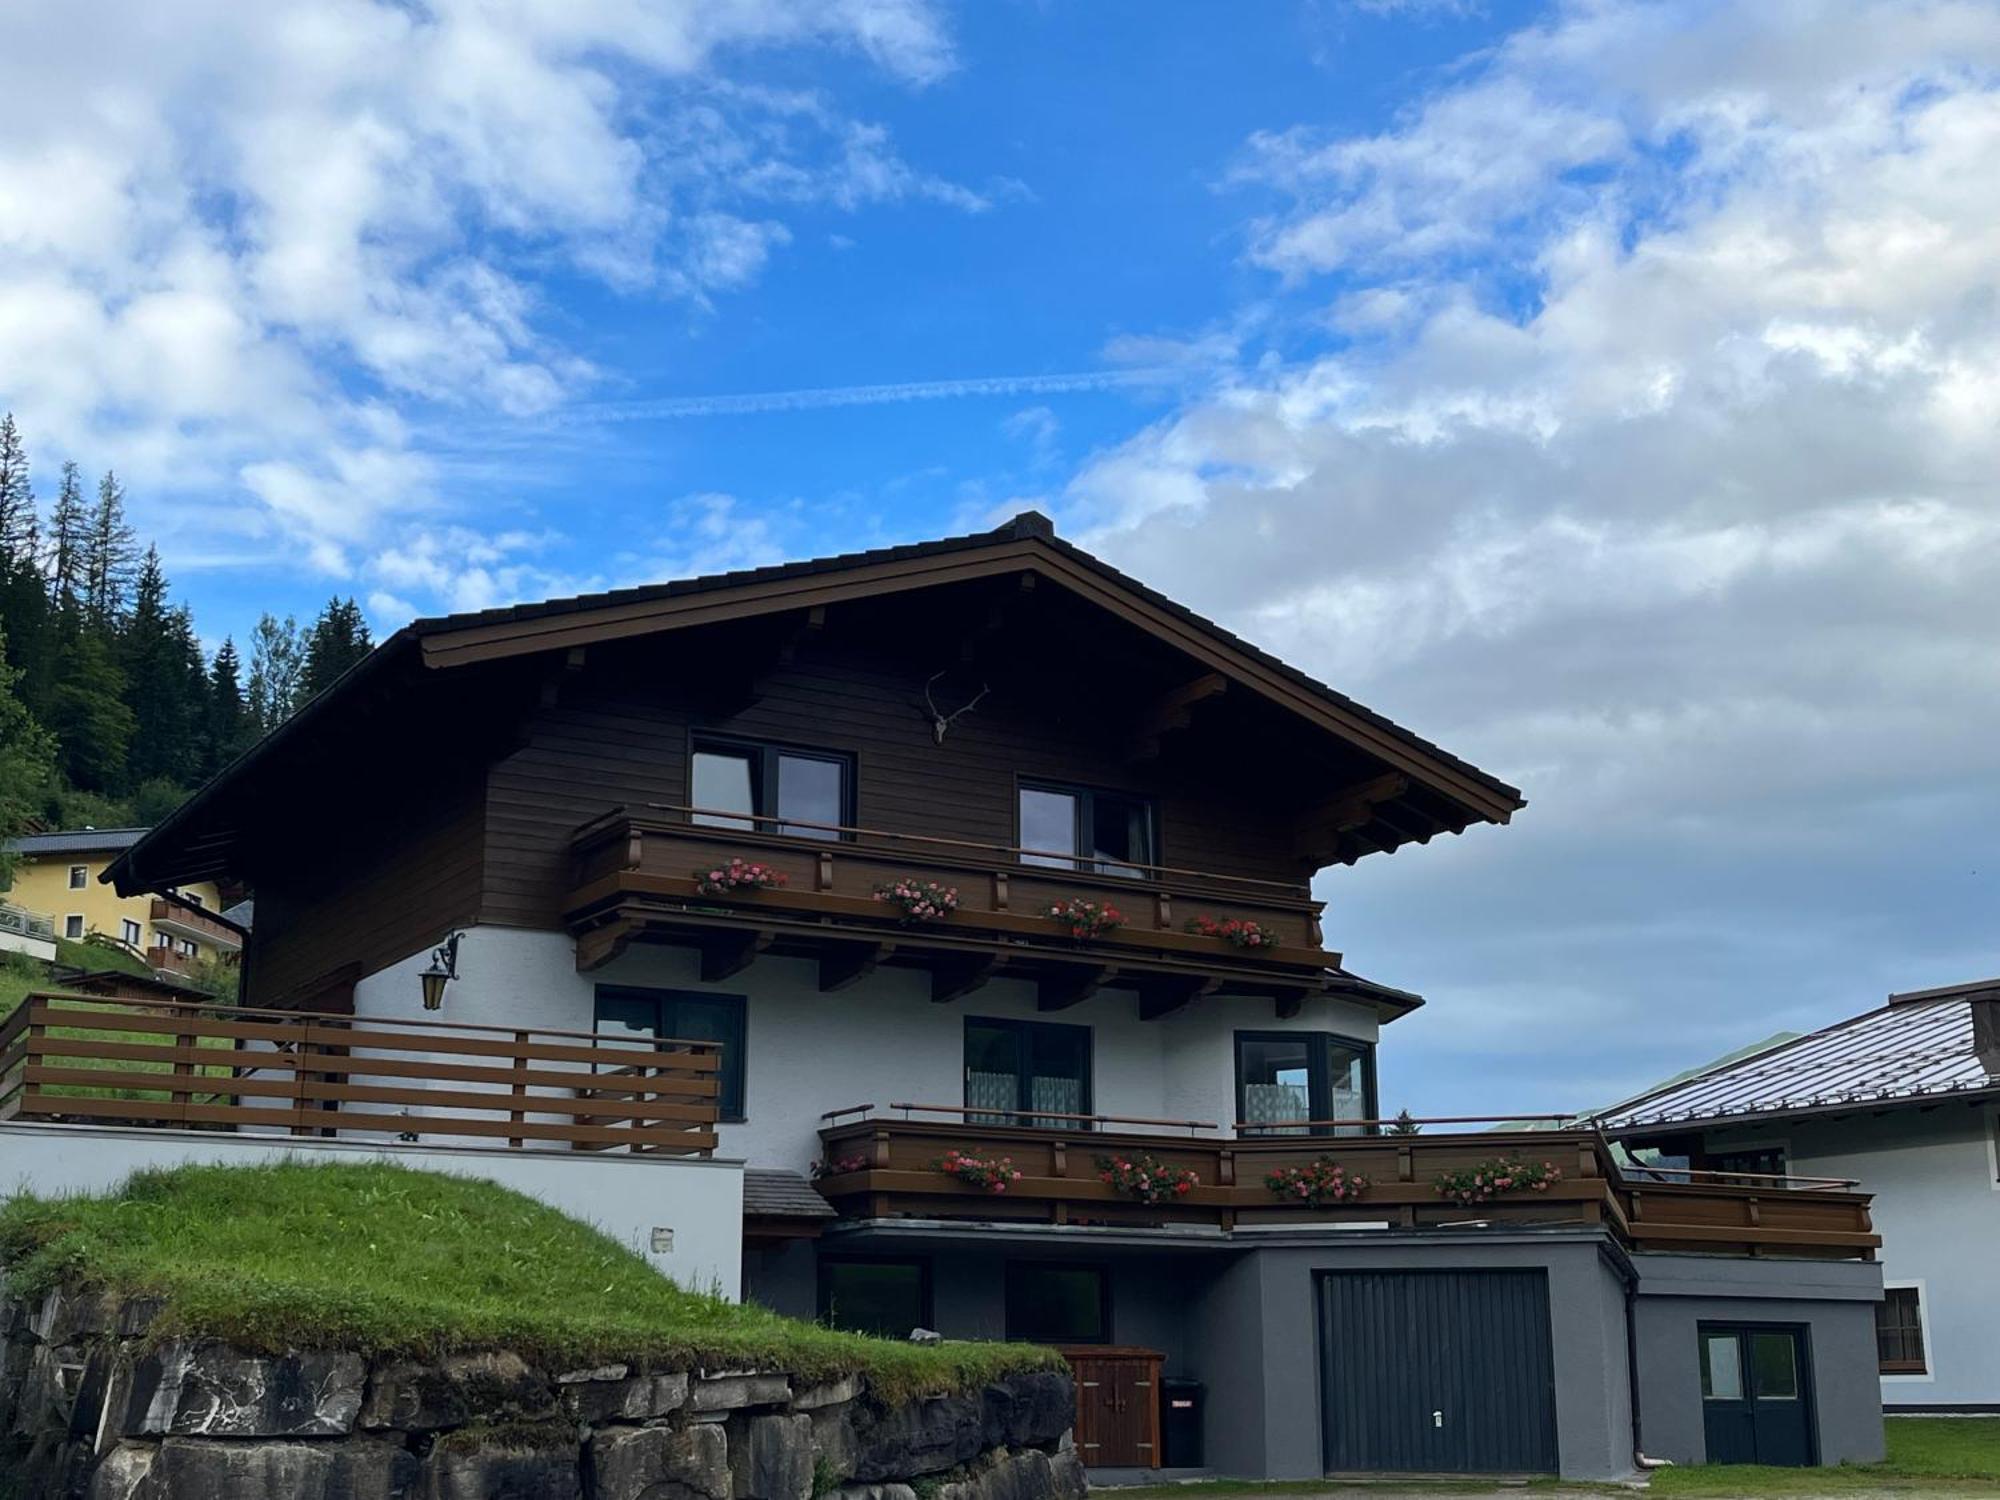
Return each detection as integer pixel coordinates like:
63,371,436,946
0,992,719,1155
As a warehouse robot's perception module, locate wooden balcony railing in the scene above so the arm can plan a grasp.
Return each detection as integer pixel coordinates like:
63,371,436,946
0,992,719,1155
814,1109,1878,1260
148,896,244,952
567,807,1338,992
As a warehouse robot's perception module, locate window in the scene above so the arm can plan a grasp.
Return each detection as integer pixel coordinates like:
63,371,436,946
1018,782,1156,876
67,865,87,889
595,986,748,1121
1006,1263,1109,1344
1705,1146,1788,1184
120,919,140,947
182,891,204,908
1877,1286,1928,1375
965,1017,1091,1126
1235,1032,1376,1134
820,1260,929,1338
64,914,84,939
691,738,851,840
1700,1332,1744,1401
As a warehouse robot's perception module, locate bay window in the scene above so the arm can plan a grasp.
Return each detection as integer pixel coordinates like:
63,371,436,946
1235,1031,1376,1135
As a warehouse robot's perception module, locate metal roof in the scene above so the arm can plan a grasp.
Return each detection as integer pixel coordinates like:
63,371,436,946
4,827,149,857
1597,982,2000,1135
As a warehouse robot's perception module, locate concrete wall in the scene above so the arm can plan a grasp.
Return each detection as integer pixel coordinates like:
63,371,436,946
0,1121,744,1299
1698,1104,2000,1409
1630,1252,1885,1467
355,926,1381,1175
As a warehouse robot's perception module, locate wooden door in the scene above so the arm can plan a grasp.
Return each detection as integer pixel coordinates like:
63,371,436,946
1063,1348,1162,1468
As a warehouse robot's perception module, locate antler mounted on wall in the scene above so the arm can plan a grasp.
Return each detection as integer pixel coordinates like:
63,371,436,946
923,671,990,745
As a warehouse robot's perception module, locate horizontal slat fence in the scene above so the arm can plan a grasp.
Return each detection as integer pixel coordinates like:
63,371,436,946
813,1111,1878,1259
0,992,718,1155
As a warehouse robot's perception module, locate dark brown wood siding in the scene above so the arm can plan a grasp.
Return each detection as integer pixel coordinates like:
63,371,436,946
245,760,486,1008
481,611,1311,931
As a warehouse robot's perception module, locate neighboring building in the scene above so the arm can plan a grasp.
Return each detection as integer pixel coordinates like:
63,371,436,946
81,513,1885,1480
1598,977,2000,1415
1,828,243,975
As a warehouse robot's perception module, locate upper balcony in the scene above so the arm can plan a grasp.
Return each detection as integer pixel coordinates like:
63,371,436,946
566,806,1357,1015
813,1108,1880,1261
148,894,245,954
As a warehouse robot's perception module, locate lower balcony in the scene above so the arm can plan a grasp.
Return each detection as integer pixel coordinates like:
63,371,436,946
0,991,720,1156
814,1108,1879,1260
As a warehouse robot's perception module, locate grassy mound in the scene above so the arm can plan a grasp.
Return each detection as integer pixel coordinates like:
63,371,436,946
0,1160,1061,1402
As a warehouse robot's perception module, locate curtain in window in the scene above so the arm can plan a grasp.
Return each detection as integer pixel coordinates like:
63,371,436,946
1244,1080,1312,1133
967,1070,1017,1125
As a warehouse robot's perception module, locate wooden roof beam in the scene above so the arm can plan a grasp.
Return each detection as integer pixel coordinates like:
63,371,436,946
819,939,889,994
1137,975,1219,1022
931,954,999,1005
1127,673,1228,761
701,929,772,983
1294,772,1409,863
1038,964,1114,1013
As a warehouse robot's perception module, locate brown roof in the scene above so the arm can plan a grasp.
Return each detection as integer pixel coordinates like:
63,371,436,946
108,512,1522,893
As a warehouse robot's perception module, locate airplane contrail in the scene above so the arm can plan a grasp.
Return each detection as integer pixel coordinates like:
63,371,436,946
563,367,1178,422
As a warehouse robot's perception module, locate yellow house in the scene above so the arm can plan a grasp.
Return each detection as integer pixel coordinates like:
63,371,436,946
1,828,243,975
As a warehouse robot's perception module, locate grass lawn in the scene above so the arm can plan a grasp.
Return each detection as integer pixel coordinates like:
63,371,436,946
1647,1417,2000,1495
0,1160,1061,1402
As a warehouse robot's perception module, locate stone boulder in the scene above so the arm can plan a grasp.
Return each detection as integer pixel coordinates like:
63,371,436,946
727,1411,814,1500
121,1343,366,1440
88,1434,420,1500
589,1420,731,1500
426,1425,585,1500
361,1350,556,1433
978,1375,1072,1452
848,1393,985,1481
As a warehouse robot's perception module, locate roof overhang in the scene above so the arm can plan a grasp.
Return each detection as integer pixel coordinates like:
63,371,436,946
1601,1083,2000,1139
107,513,1524,895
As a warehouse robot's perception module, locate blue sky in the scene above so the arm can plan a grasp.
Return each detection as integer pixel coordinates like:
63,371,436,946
4,0,1999,1116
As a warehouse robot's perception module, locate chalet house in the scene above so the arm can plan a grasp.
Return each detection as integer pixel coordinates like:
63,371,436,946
1,827,240,975
0,513,1884,1481
1598,976,2000,1416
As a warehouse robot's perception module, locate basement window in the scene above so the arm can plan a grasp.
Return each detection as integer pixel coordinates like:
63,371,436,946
1877,1286,1928,1375
1006,1263,1109,1344
820,1259,930,1339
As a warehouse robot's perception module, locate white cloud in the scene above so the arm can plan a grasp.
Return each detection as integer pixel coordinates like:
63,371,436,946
1068,0,2000,1111
0,0,972,577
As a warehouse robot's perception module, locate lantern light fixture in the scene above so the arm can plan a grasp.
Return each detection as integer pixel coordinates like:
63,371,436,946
419,931,463,1011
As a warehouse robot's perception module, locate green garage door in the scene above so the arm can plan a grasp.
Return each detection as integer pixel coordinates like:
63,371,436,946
1319,1270,1559,1474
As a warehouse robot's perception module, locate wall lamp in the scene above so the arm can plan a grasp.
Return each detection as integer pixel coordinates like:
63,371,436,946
419,931,464,1011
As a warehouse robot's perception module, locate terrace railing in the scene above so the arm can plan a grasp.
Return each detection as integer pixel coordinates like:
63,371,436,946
0,903,56,943
814,1108,1878,1260
0,992,719,1156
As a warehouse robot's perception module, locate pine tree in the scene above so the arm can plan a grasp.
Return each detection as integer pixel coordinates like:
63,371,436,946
46,626,134,793
81,469,139,629
246,613,304,733
0,413,32,566
45,461,88,616
121,546,200,787
299,596,373,706
204,636,252,774
0,619,57,884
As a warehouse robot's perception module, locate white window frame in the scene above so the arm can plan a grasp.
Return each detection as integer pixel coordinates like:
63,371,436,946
120,918,141,947
67,865,88,889
1879,1278,1935,1385
63,914,84,939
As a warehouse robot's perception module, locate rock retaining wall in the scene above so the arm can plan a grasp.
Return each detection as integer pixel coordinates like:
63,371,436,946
0,1288,1084,1500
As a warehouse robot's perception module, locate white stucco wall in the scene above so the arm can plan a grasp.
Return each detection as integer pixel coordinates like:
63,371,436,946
0,1121,744,1298
1704,1105,2000,1408
352,925,1382,1176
